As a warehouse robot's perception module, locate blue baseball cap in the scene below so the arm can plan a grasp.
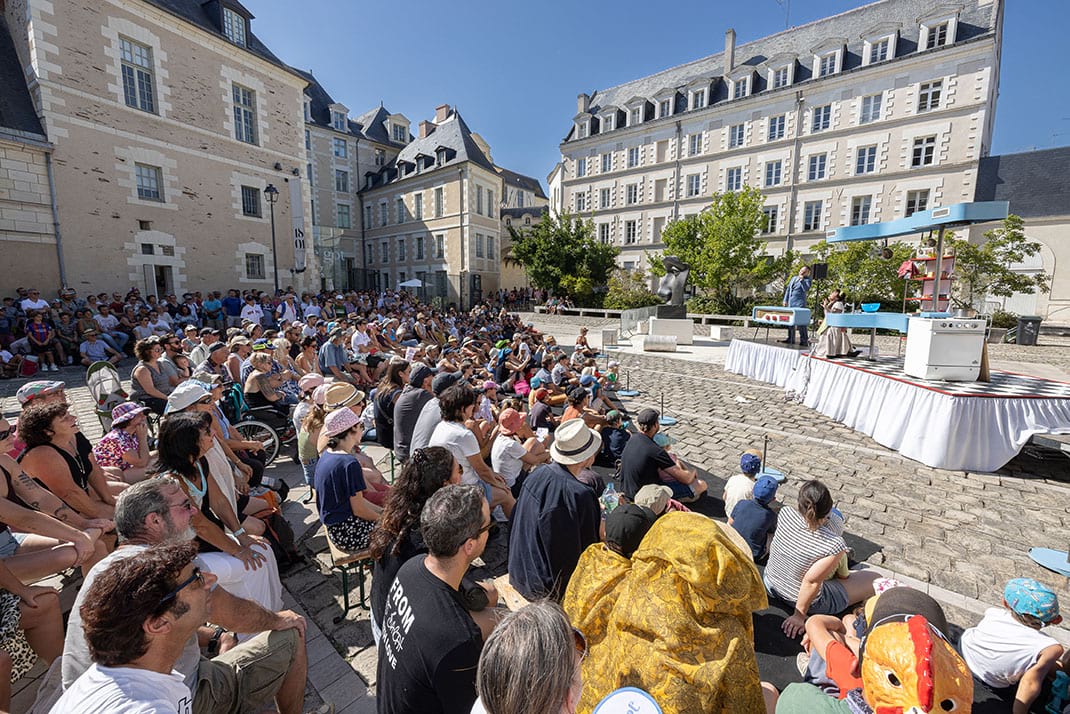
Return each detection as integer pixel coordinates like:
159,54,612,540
740,453,762,474
752,475,779,504
1004,578,1061,624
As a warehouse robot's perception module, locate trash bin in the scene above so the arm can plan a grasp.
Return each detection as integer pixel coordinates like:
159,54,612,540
1016,316,1042,346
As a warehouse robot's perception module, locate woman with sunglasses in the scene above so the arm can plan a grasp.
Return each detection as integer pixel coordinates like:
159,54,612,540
155,412,281,611
0,417,109,582
474,602,586,714
18,400,122,522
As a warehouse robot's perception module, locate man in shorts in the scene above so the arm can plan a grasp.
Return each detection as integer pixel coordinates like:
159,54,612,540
61,477,311,714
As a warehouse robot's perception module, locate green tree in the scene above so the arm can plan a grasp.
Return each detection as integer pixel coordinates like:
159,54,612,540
948,214,1049,309
603,268,662,309
810,240,917,312
650,186,794,313
508,212,619,306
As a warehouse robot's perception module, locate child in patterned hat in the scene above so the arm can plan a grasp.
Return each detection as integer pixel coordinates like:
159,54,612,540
960,577,1064,712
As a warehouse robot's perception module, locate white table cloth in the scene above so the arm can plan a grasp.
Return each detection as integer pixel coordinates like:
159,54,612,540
724,339,804,388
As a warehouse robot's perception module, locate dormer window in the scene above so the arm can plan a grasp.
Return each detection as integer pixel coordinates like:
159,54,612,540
926,21,949,48
862,24,900,65
870,37,890,62
576,121,588,139
773,66,791,89
817,52,838,78
690,89,706,110
629,106,642,126
392,123,407,142
658,99,672,118
332,111,346,131
733,77,749,99
436,147,448,165
303,99,311,122
222,7,247,47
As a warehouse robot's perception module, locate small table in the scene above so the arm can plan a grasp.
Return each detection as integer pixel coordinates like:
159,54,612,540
823,312,909,360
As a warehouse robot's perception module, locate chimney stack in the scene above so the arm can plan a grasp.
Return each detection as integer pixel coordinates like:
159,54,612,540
577,93,590,114
419,120,435,139
434,104,451,123
725,29,736,73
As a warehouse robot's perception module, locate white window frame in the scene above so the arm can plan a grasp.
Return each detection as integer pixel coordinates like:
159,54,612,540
762,205,778,234
232,83,257,145
399,237,407,261
688,133,702,156
865,36,893,65
768,115,785,141
135,163,163,201
627,147,640,168
771,65,792,89
334,169,349,193
625,183,639,205
906,189,930,216
803,200,823,231
576,158,587,178
624,220,637,244
911,136,937,167
598,223,610,244
575,192,587,212
922,20,954,50
690,88,707,110
850,196,872,226
686,174,701,197
332,138,347,158
859,94,882,124
729,123,745,148
599,187,611,209
733,76,749,99
855,145,877,175
414,193,423,221
434,187,444,217
119,37,156,114
416,235,425,260
807,153,827,181
475,234,484,258
725,167,742,192
658,99,672,118
629,106,643,126
601,153,611,173
222,7,247,47
917,80,943,113
812,105,831,133
815,50,840,78
765,160,782,187
435,234,445,258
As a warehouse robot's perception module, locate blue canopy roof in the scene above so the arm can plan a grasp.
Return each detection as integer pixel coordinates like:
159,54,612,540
826,201,1009,243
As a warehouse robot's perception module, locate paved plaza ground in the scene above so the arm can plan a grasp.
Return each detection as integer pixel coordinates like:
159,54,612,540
1,313,1068,711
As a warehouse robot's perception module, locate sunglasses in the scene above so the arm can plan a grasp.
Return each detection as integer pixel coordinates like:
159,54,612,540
572,627,588,662
159,567,205,604
0,426,13,441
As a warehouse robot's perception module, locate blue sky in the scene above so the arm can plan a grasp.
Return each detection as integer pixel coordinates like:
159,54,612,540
247,0,1070,189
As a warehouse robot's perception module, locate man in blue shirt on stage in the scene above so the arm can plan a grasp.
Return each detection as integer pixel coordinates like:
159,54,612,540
781,266,812,347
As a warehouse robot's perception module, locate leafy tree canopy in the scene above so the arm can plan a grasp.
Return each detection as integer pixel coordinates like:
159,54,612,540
948,214,1049,309
508,212,619,304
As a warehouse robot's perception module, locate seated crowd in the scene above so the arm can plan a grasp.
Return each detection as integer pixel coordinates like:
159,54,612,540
0,284,1061,714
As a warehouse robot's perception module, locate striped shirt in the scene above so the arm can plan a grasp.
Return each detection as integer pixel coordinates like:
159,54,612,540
764,507,846,601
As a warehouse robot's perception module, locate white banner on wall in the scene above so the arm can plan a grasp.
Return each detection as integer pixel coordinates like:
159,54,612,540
289,179,307,272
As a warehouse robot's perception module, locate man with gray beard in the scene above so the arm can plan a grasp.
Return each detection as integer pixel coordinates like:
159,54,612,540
59,477,312,714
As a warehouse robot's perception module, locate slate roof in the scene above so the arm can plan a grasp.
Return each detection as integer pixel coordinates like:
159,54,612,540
144,0,299,78
501,206,548,220
975,147,1070,219
0,16,44,137
572,0,997,137
352,105,411,148
496,166,547,199
362,109,495,191
295,69,409,148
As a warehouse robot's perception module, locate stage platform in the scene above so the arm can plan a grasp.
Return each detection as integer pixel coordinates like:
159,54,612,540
725,339,1070,472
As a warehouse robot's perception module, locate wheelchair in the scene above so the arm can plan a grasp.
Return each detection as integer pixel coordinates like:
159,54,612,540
219,383,297,466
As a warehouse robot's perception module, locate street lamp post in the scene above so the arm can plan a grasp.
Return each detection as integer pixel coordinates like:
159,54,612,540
264,183,280,294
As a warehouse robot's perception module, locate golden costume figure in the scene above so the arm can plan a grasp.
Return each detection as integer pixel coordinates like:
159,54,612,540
563,511,769,714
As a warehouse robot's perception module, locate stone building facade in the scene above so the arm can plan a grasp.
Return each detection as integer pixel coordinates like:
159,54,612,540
299,70,408,291
553,0,1004,270
2,0,313,296
359,104,542,308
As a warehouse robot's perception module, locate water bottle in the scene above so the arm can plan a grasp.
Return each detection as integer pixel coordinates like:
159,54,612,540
600,482,620,514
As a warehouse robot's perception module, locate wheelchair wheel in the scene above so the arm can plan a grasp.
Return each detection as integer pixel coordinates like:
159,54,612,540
234,419,281,465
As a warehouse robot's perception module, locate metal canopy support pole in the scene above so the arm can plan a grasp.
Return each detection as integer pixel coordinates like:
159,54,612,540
931,226,946,312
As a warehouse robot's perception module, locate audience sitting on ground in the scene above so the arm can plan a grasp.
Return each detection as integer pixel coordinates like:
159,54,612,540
60,478,308,714
430,382,515,520
508,419,603,602
618,408,701,502
490,407,550,499
652,431,708,503
594,409,629,468
377,483,491,714
724,449,765,520
730,474,780,562
764,480,878,639
472,601,585,714
960,577,1066,713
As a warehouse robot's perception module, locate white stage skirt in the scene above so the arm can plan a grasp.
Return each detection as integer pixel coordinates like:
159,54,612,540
725,339,1070,471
